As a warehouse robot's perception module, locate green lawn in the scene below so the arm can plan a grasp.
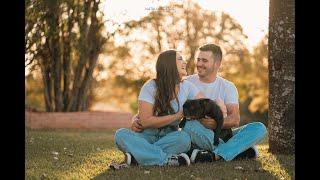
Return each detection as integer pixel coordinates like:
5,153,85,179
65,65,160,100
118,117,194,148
25,129,295,180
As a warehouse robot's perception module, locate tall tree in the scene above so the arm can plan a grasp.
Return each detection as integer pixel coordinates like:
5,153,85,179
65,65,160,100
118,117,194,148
25,0,113,112
268,0,295,154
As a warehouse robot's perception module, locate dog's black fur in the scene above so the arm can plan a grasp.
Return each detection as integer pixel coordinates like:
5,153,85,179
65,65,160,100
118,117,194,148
179,98,233,145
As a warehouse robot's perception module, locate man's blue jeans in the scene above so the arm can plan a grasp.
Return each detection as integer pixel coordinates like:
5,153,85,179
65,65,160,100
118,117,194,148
114,127,191,166
183,121,267,161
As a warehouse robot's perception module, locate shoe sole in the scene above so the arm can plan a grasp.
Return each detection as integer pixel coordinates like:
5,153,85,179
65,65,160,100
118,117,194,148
252,146,259,158
125,153,131,165
180,153,191,166
190,149,200,163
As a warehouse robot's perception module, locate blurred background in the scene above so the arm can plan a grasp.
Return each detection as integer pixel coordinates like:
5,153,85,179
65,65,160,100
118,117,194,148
25,0,269,126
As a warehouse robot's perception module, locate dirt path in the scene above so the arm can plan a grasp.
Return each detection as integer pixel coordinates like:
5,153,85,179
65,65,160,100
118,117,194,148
25,111,133,129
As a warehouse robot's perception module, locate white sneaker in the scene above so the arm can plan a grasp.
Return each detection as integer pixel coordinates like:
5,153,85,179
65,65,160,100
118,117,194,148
166,153,190,166
252,146,259,158
125,152,132,165
190,149,215,163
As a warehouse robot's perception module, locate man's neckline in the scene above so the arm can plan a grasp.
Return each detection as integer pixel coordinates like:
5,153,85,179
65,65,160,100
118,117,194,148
198,75,220,84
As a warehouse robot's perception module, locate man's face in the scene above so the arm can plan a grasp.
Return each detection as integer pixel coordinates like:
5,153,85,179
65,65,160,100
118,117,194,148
196,51,218,78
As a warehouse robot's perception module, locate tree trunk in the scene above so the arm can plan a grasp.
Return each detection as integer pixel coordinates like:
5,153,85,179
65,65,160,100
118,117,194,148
268,0,295,154
40,61,53,112
77,1,102,111
66,1,92,112
51,10,63,112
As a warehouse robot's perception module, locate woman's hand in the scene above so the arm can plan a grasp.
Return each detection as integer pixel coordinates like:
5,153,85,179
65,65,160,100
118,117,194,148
174,110,184,121
131,114,143,132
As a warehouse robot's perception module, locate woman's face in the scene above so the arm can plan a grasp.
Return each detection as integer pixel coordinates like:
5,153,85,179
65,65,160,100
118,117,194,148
176,53,187,78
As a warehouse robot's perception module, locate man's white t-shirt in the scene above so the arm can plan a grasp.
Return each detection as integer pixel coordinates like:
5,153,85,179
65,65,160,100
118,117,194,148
185,74,239,105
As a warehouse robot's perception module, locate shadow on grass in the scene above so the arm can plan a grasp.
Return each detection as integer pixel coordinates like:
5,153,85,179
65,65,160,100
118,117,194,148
93,134,280,179
93,155,278,179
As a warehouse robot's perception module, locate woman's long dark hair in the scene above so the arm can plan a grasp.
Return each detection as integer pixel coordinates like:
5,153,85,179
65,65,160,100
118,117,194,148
153,50,181,116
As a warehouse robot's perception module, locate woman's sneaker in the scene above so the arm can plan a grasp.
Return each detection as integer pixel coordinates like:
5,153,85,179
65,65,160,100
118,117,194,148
190,149,215,163
166,153,190,166
124,152,138,166
109,152,138,170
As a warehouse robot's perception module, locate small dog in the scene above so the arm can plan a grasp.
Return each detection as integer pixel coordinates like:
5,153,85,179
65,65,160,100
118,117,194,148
179,98,233,145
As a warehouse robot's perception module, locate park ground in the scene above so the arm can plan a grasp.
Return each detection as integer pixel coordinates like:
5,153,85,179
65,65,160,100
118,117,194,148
25,128,294,179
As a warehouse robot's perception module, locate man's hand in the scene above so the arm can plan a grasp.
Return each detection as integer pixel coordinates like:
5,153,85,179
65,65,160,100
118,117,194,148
215,99,227,118
200,116,217,130
131,114,143,132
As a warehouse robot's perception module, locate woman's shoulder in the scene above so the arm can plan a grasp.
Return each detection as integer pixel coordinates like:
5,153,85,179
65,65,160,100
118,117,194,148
142,79,156,89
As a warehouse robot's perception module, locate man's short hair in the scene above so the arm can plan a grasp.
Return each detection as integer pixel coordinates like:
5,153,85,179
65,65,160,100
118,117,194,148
198,44,222,62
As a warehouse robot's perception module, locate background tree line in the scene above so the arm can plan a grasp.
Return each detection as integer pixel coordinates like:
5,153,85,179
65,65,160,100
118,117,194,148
26,0,268,125
25,0,116,112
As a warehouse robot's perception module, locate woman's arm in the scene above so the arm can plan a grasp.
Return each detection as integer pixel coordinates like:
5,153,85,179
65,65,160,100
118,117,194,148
138,100,183,129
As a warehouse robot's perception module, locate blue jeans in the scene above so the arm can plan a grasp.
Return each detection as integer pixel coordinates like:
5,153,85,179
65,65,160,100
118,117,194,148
114,127,191,166
183,121,267,161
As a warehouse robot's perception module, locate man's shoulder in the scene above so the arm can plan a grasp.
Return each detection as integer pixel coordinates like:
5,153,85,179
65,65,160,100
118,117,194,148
217,76,236,88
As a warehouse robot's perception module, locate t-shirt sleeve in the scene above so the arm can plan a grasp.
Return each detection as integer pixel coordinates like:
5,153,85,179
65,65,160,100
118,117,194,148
185,81,201,99
138,80,155,104
224,83,239,104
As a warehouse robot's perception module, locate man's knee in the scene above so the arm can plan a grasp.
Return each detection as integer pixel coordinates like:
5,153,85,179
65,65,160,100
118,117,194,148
247,122,267,138
182,122,215,150
183,120,203,134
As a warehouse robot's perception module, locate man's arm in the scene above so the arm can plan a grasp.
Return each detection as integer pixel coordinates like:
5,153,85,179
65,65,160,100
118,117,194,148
221,103,240,129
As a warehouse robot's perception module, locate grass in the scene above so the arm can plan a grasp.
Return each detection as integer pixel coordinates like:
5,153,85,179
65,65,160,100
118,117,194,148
25,128,295,180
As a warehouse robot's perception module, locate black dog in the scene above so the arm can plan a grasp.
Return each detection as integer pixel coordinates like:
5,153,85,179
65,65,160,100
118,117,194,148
179,98,233,145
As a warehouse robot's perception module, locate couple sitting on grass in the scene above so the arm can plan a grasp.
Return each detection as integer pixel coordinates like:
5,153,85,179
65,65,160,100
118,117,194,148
114,43,267,167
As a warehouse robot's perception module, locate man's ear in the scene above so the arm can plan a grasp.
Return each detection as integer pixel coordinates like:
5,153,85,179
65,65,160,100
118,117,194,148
214,59,221,67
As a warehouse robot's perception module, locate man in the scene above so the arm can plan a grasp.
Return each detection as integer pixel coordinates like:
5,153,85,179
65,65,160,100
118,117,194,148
131,43,267,163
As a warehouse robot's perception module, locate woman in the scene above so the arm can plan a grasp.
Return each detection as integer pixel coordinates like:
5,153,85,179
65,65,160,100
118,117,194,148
114,50,204,166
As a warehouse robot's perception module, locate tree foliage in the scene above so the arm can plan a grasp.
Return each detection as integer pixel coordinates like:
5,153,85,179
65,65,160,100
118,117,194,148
25,0,111,111
105,1,249,113
25,0,270,126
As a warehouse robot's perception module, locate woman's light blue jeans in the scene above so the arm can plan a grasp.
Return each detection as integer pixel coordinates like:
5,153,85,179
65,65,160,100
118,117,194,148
183,121,267,161
114,127,191,166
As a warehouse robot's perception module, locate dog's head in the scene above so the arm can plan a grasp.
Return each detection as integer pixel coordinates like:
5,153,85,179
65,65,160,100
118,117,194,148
183,98,212,119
